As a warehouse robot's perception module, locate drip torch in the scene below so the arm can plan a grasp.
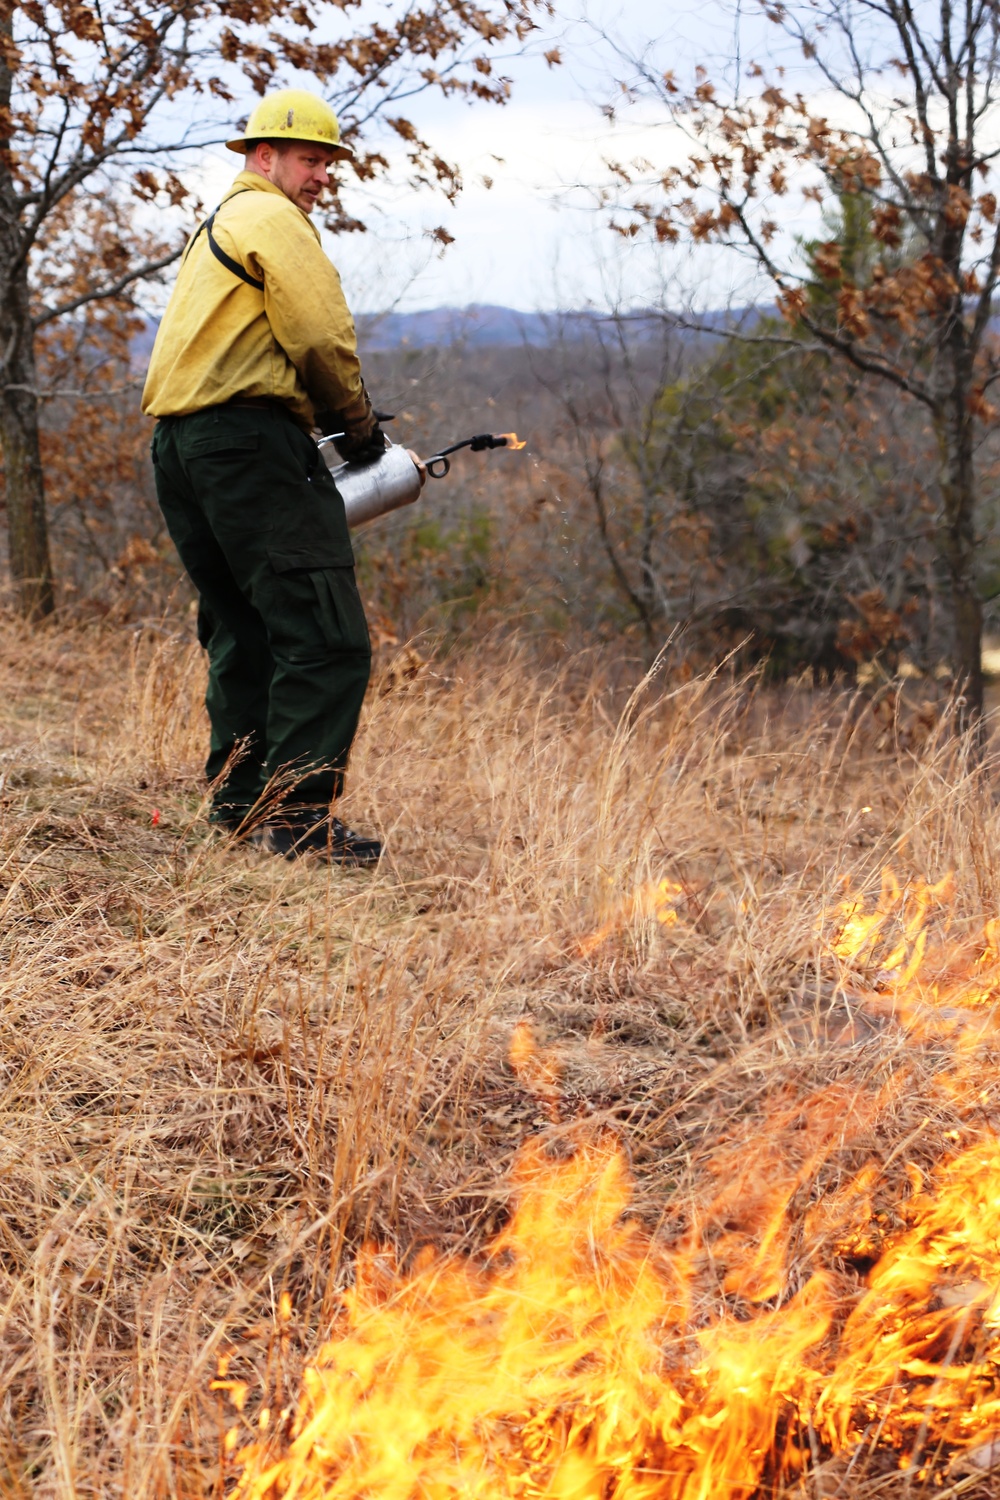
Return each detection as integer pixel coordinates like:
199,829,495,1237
320,430,526,531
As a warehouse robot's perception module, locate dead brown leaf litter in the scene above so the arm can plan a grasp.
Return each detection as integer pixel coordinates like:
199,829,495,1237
1,614,998,1496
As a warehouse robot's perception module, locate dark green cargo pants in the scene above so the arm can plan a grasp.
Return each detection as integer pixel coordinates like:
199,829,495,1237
150,405,371,824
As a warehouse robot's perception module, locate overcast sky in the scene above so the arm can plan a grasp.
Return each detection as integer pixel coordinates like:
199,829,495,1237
184,0,858,314
191,0,731,314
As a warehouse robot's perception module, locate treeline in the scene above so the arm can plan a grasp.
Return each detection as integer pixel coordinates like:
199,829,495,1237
21,289,1000,689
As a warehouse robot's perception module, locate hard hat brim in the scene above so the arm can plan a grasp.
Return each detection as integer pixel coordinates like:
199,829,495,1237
226,134,354,160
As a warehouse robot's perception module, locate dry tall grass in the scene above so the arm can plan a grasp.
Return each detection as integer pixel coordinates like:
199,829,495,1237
0,615,997,1496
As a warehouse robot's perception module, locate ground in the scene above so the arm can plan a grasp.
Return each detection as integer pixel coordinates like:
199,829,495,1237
2,616,999,1497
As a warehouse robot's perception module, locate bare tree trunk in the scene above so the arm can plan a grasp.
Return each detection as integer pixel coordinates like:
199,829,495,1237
937,397,982,730
0,263,54,619
0,8,54,620
932,136,983,732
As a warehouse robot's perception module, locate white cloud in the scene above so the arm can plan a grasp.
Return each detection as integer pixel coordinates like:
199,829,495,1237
189,87,686,312
182,0,965,316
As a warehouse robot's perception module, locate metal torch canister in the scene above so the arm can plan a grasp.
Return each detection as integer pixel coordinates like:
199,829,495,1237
324,442,423,531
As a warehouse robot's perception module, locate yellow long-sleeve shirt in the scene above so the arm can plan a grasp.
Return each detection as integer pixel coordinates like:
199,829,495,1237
142,172,364,429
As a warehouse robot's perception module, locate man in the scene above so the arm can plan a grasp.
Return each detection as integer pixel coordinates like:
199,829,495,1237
143,88,392,866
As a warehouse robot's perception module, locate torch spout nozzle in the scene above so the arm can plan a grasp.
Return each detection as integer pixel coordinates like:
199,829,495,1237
423,431,526,478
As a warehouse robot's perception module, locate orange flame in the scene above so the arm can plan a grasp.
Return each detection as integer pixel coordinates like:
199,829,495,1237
509,1019,561,1119
228,870,1000,1498
578,877,684,956
498,432,526,450
828,869,1000,1040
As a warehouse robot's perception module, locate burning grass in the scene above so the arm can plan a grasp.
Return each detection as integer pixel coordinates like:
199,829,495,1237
1,614,999,1496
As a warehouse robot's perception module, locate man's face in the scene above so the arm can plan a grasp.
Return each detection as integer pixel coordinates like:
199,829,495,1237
254,142,337,213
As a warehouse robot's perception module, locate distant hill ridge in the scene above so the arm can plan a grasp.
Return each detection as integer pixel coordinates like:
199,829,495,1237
353,303,766,350
355,304,601,350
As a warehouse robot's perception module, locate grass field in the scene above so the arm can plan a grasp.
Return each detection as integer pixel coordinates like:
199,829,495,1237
2,615,1000,1498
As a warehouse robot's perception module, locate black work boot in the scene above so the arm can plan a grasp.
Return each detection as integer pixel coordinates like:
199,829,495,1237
209,803,255,836
252,808,382,866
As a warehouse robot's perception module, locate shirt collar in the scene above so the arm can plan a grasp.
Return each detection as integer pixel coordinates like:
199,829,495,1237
225,169,322,238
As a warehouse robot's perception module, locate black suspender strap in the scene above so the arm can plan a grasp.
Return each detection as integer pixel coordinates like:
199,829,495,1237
205,215,265,289
182,189,265,291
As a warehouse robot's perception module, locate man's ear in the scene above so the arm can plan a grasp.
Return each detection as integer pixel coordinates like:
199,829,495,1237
249,141,274,174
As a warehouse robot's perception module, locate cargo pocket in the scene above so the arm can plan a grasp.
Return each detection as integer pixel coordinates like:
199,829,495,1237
307,568,370,655
264,548,369,655
267,524,353,573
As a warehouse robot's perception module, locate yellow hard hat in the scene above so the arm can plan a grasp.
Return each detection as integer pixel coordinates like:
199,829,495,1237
226,88,353,159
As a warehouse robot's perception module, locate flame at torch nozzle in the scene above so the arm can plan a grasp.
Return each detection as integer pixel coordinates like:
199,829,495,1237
423,430,528,473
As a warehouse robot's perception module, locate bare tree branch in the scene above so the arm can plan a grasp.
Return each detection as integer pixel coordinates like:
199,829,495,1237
32,248,183,330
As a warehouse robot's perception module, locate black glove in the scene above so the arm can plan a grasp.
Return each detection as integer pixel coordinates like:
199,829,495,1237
316,392,390,463
335,424,387,464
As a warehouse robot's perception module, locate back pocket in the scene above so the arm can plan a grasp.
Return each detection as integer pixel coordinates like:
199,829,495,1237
187,431,260,456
